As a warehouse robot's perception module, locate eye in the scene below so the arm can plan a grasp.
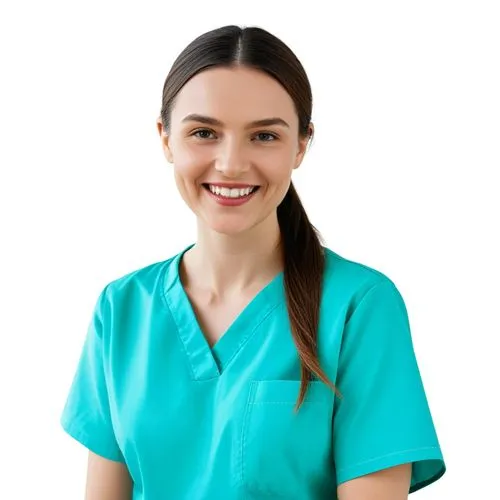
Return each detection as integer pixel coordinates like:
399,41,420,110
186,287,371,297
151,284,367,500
192,128,216,139
254,132,278,142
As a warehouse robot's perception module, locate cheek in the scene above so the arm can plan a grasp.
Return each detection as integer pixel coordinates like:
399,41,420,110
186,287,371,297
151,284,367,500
260,151,296,184
173,147,209,180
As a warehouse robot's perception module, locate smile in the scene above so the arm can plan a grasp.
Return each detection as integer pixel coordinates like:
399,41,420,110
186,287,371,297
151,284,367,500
202,183,260,206
202,184,260,199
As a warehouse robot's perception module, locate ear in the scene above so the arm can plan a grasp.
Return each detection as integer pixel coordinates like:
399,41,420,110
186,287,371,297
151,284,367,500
294,122,314,170
157,117,174,163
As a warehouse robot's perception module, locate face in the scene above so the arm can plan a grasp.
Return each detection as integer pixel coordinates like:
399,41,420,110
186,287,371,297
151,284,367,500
157,66,311,236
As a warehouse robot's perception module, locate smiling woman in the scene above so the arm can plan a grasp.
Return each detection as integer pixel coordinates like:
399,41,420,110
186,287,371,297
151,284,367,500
60,24,446,499
159,63,309,241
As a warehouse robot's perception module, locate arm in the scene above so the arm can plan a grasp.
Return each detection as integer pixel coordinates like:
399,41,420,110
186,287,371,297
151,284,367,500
337,463,412,500
85,451,133,500
332,280,445,494
60,287,132,498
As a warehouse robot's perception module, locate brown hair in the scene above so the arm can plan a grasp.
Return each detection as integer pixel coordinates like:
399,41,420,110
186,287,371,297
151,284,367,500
159,25,341,410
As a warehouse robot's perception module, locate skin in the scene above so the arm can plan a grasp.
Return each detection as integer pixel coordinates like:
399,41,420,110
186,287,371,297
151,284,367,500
84,66,412,499
156,66,310,300
337,463,412,499
85,452,132,499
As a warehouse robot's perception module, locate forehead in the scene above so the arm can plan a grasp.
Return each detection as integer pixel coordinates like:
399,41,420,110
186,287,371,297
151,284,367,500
170,66,298,127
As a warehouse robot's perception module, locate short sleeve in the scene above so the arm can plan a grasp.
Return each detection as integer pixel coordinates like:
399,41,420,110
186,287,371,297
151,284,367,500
60,286,125,462
333,278,446,493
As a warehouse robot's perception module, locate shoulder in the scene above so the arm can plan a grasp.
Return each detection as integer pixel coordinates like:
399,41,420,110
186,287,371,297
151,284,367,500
107,259,171,295
321,246,403,317
97,250,180,312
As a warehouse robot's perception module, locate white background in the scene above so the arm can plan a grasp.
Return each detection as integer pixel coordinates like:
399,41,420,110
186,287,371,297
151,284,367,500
1,0,498,498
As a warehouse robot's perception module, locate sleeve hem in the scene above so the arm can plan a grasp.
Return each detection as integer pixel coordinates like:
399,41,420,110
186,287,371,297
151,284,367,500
61,416,126,463
337,446,446,493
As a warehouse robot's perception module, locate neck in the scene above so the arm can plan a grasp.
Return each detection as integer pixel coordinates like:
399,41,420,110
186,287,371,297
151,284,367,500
181,214,283,299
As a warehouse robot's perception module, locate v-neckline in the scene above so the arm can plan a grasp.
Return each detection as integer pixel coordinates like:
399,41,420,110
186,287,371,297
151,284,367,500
163,243,285,380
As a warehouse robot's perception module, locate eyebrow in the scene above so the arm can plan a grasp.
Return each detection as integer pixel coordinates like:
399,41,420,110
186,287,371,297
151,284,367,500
181,113,290,129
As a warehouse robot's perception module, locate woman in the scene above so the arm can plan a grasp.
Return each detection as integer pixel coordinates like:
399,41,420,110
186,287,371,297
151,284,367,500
61,25,446,499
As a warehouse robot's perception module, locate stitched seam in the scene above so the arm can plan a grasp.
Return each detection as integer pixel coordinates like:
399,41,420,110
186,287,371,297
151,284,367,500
62,419,125,462
240,382,255,489
344,278,388,329
160,261,197,381
337,446,441,473
222,301,283,370
250,401,326,405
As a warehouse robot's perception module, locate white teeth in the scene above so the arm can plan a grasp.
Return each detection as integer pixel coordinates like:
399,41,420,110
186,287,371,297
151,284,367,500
208,185,256,198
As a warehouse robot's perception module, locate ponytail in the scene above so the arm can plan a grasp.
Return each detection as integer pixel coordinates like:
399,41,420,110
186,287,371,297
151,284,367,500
277,182,342,411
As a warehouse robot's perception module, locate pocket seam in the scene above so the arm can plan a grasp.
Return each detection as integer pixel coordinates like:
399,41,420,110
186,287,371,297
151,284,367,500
250,401,328,405
251,380,333,404
240,381,257,489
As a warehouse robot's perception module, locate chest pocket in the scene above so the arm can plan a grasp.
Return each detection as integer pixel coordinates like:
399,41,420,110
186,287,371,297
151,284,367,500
240,380,335,498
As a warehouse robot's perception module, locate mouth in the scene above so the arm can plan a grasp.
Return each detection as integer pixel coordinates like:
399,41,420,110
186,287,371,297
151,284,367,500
202,184,260,196
201,183,261,206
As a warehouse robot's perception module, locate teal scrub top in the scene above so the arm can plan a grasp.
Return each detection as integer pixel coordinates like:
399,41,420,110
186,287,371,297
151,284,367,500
60,243,446,499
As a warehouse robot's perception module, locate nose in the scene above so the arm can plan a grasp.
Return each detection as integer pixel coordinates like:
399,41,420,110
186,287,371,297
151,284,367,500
214,137,250,177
